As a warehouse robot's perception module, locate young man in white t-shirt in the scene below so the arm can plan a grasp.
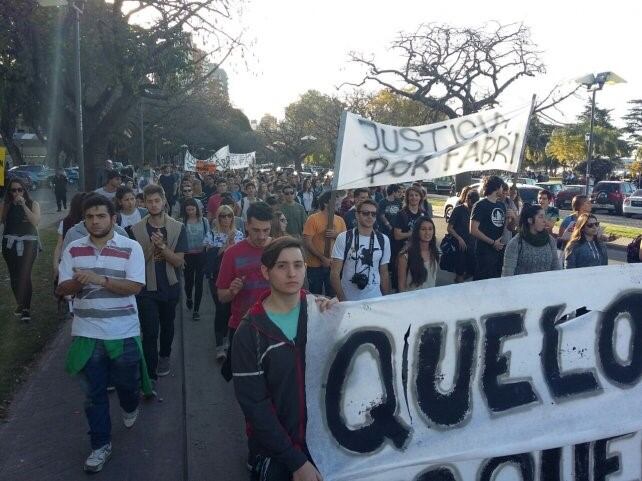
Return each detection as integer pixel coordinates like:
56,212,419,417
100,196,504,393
236,181,259,221
330,199,391,301
56,195,146,473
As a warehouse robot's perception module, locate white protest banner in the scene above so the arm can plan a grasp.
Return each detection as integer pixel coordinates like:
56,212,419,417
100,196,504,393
333,103,532,190
306,264,642,481
210,145,230,169
183,150,199,172
228,151,256,170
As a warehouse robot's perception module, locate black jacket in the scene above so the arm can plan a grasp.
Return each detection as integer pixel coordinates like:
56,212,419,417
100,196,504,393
232,290,310,473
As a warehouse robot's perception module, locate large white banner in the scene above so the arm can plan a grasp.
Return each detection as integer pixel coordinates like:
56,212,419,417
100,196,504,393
333,104,532,190
306,264,642,481
183,150,200,172
212,145,230,168
226,151,256,170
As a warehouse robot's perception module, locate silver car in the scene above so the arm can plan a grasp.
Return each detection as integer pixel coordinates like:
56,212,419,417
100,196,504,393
623,189,642,218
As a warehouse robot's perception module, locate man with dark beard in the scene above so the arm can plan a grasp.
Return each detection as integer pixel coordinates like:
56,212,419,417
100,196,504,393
130,184,187,381
56,194,147,473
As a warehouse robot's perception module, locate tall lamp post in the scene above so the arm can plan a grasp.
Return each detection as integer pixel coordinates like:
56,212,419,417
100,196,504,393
38,0,86,190
575,71,626,195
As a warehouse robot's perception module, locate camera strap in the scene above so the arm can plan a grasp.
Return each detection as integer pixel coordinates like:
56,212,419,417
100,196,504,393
353,228,375,279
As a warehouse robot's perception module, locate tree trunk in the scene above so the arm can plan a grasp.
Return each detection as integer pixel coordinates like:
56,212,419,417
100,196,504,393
84,134,109,190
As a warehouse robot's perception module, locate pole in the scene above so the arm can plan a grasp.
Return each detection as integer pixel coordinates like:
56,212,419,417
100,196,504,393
512,94,537,186
140,99,145,165
72,2,85,190
324,111,348,256
585,89,597,196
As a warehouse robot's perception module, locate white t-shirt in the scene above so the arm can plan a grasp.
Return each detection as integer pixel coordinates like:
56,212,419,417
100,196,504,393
119,209,142,228
331,229,391,301
236,197,257,221
58,232,146,340
94,187,117,200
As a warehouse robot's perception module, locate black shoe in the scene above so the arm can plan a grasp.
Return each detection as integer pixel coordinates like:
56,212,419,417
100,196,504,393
186,298,193,310
21,310,31,322
192,311,200,321
14,306,22,317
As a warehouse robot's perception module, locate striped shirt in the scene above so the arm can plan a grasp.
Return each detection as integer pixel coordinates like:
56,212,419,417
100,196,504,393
58,232,145,340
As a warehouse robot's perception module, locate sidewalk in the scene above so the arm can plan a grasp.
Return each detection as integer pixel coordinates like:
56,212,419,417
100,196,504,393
0,280,251,481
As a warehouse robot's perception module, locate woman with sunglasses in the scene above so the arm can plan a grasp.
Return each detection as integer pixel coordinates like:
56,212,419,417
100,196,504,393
206,205,245,360
270,210,288,239
564,213,608,269
398,216,439,292
1,177,41,321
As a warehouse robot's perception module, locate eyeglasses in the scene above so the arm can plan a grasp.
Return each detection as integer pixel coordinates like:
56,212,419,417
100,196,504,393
10,188,24,193
182,190,192,193
358,211,377,217
586,222,600,228
284,191,294,195
218,213,233,219
279,217,287,223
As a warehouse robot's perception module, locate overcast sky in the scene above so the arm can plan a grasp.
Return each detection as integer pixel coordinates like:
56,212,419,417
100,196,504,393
224,0,641,127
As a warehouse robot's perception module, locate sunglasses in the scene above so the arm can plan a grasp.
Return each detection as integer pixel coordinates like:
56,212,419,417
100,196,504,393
11,188,24,193
358,211,377,217
183,190,192,193
279,217,287,222
218,213,233,218
586,222,600,228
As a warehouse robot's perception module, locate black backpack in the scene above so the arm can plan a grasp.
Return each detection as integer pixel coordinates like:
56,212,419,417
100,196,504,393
340,228,386,279
626,235,642,263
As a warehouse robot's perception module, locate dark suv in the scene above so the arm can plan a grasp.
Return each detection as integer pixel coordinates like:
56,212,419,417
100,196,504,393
590,181,635,215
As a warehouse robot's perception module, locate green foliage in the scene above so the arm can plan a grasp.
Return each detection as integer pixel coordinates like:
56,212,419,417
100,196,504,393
624,99,642,144
573,158,616,182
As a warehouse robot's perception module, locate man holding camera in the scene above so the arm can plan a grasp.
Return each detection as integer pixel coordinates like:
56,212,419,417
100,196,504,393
330,199,391,301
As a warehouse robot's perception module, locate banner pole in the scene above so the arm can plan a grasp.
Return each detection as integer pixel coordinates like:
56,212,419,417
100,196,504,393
512,94,537,186
324,111,348,257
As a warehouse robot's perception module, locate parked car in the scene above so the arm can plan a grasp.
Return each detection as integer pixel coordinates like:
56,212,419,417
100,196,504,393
423,176,455,195
590,181,635,216
536,182,563,198
443,183,543,221
65,167,79,185
623,189,642,218
554,185,586,210
8,164,53,188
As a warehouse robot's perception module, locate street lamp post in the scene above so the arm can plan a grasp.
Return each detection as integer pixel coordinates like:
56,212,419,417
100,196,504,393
39,0,86,190
575,71,626,195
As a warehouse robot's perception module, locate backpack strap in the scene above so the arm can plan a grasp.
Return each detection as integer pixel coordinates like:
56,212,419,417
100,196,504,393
375,230,385,267
340,229,355,279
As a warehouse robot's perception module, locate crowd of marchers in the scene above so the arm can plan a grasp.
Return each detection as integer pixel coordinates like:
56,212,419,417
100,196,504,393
0,163,627,480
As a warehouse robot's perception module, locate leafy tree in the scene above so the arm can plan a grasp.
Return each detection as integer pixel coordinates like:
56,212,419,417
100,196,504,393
546,129,586,168
347,89,444,126
345,22,579,189
624,99,642,144
524,117,557,172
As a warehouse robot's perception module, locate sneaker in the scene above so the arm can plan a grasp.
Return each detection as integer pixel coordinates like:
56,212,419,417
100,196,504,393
157,356,171,377
192,311,200,321
186,298,193,310
143,379,157,399
122,407,139,428
21,310,31,322
13,307,22,317
106,385,116,393
84,443,112,473
216,345,227,362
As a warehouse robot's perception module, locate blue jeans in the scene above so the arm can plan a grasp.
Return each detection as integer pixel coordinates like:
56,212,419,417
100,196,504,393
80,338,141,449
307,266,334,298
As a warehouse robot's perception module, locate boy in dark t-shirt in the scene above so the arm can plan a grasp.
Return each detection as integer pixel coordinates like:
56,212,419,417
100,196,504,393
470,176,506,280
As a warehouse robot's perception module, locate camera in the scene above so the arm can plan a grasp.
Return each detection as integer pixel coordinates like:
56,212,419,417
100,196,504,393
350,272,369,290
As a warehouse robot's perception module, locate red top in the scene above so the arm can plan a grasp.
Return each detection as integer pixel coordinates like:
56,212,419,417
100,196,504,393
216,239,269,329
207,194,224,217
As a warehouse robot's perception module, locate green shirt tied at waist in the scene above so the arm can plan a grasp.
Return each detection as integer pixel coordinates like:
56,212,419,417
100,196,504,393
65,336,153,396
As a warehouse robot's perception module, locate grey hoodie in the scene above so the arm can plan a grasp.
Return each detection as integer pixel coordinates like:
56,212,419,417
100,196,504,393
62,221,128,249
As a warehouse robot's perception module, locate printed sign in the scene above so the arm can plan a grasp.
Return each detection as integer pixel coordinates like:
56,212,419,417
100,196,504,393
196,160,216,175
306,265,642,481
226,152,256,170
333,104,532,190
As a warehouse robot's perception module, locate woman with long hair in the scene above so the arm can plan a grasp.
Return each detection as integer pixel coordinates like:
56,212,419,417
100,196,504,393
1,177,41,321
447,188,480,283
270,210,288,238
502,203,560,276
53,191,86,281
181,198,211,320
207,204,244,360
564,213,608,269
559,195,592,245
398,216,440,292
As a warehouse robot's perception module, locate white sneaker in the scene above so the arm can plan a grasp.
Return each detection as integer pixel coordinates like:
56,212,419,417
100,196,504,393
123,407,139,428
157,356,171,377
84,443,112,472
